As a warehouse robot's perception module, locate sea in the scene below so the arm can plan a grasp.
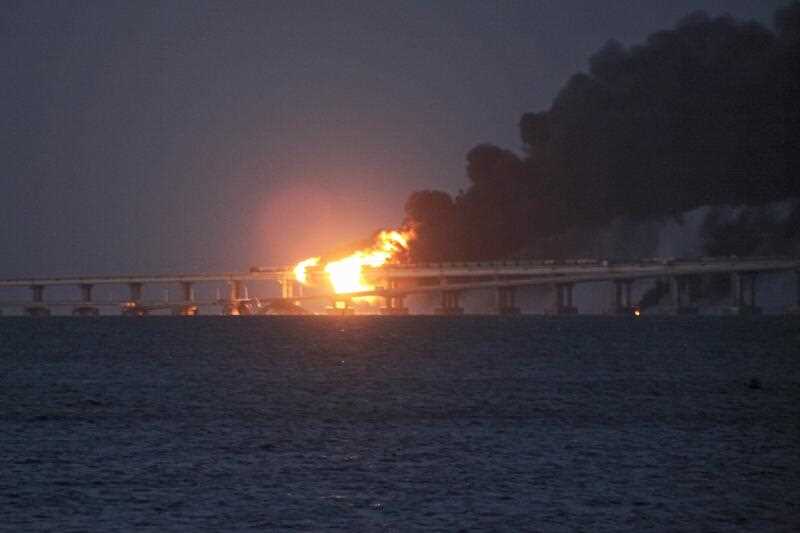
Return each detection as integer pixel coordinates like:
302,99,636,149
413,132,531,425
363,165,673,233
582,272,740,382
1,316,798,532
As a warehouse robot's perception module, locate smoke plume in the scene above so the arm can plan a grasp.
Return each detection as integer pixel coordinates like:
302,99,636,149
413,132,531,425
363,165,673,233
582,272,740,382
405,4,800,262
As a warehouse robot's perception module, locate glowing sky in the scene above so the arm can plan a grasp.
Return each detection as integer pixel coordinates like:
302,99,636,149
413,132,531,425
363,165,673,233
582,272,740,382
1,1,783,276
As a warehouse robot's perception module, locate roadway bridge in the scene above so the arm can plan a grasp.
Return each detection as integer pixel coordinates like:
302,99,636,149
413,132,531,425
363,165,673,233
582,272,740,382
1,256,798,316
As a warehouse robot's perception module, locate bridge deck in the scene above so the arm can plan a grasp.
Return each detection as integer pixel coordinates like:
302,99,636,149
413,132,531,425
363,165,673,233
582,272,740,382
0,272,284,287
0,257,797,295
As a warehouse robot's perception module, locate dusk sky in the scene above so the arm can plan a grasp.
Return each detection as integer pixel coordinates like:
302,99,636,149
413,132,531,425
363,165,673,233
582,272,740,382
2,1,785,277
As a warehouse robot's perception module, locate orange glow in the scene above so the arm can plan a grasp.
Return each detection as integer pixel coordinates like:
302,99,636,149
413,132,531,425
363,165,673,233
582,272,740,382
293,257,320,285
634,309,641,317
293,228,414,294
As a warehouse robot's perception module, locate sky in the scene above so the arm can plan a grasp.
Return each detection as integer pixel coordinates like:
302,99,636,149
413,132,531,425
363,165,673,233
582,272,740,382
1,0,786,276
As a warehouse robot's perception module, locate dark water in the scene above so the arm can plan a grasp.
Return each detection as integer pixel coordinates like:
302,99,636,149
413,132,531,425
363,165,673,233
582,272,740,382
1,317,798,532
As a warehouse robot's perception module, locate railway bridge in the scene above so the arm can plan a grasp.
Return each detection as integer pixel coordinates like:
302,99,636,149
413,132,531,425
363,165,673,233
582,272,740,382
1,256,798,316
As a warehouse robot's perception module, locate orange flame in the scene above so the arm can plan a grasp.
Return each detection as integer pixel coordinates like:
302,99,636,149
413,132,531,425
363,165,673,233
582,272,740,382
293,257,320,285
293,228,414,294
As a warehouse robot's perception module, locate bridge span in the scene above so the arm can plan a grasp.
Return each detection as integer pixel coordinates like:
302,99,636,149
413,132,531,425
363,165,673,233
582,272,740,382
1,256,798,316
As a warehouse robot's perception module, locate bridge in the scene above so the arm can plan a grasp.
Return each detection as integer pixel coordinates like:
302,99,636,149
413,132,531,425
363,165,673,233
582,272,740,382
0,256,798,316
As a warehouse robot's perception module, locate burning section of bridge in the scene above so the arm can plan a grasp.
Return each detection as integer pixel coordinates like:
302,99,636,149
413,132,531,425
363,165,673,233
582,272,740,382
293,257,320,285
293,228,414,295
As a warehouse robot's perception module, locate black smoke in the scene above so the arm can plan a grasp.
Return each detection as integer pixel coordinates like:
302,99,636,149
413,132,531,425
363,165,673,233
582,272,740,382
404,4,800,262
701,200,800,256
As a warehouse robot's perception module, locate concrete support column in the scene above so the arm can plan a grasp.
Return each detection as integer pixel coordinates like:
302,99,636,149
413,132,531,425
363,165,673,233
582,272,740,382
173,305,199,316
128,283,143,303
221,280,244,315
381,279,409,315
180,282,194,302
79,284,93,302
73,284,99,316
435,290,463,315
671,276,697,314
173,282,198,316
789,270,800,314
624,281,632,310
26,284,50,317
613,279,635,314
796,270,800,307
327,297,355,315
281,278,294,299
228,280,243,301
282,279,303,300
614,280,627,310
497,287,520,315
279,279,303,302
555,283,577,315
732,272,761,315
670,276,682,308
122,283,146,316
381,293,408,315
31,285,44,303
731,272,741,307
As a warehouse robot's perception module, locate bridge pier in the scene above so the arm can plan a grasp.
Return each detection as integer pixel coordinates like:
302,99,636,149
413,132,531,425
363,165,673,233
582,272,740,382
435,290,463,315
80,283,93,302
222,280,245,315
3,258,799,318
612,279,636,315
327,297,355,315
25,284,51,317
731,272,761,316
496,286,520,315
128,282,143,302
122,282,147,316
173,305,198,316
670,276,697,315
281,278,302,300
181,281,194,302
555,283,577,315
276,278,305,315
381,279,409,315
380,293,408,315
791,270,800,314
172,281,198,316
73,283,99,316
229,280,243,301
789,270,800,314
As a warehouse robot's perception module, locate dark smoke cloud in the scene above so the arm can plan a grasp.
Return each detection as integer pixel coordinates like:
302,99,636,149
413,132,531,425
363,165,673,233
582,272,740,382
405,3,800,262
701,200,800,256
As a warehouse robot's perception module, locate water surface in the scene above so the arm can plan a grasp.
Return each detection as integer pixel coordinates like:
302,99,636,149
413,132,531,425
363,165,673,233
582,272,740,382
1,317,798,531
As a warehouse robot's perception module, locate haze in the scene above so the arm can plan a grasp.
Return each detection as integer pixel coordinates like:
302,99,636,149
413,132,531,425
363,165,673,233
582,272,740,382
1,1,784,277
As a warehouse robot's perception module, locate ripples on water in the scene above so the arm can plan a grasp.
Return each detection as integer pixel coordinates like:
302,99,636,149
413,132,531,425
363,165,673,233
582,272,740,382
1,316,798,531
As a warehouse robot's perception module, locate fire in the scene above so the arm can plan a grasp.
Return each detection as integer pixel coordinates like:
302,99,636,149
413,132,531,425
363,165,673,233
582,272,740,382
293,228,414,294
293,257,320,285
